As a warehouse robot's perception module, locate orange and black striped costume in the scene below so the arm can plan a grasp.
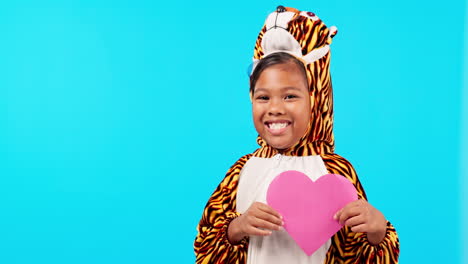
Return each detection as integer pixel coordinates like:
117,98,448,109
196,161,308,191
194,6,399,264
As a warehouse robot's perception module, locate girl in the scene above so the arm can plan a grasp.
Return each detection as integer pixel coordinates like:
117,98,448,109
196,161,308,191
194,6,399,264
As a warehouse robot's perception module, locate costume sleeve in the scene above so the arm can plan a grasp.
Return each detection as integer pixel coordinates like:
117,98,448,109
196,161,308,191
322,153,400,264
194,154,252,264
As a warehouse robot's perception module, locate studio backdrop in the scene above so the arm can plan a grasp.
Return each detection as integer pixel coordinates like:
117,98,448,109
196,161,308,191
1,1,466,263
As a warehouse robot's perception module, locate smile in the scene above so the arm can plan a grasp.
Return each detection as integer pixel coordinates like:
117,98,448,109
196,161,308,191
265,121,291,135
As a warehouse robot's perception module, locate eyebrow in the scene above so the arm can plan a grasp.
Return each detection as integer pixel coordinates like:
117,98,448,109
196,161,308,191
254,86,304,93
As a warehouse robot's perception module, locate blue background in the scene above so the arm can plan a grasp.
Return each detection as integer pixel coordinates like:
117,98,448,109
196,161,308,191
1,1,466,263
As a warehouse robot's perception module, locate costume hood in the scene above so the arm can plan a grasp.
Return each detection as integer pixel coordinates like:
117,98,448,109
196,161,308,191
250,6,338,158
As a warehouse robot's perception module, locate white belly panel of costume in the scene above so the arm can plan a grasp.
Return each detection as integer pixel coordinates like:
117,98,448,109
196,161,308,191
237,154,331,264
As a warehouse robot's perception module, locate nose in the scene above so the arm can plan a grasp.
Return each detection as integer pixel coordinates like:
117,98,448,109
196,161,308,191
268,98,285,116
276,5,286,13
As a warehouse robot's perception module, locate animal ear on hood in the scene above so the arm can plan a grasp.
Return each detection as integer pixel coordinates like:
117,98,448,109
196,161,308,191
328,26,338,39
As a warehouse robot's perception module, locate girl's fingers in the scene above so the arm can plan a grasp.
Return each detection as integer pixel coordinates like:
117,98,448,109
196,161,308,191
333,208,343,220
337,206,363,225
257,203,283,220
251,203,283,226
255,210,283,226
251,217,282,231
334,200,362,220
350,223,368,233
243,217,280,237
344,214,366,228
245,225,272,236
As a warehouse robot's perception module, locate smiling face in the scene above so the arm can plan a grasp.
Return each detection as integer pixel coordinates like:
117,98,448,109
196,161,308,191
252,61,311,151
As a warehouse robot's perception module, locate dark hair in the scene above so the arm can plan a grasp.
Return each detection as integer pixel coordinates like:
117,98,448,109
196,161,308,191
249,52,308,94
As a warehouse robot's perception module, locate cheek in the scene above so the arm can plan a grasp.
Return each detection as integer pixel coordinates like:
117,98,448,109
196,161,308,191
301,111,311,128
252,103,266,117
297,102,311,130
252,105,264,128
252,104,259,120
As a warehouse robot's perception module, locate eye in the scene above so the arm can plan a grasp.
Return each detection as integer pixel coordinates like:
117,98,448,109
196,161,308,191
256,95,269,101
285,94,299,100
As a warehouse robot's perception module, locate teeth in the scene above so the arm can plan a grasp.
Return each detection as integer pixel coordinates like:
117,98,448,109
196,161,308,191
268,122,288,129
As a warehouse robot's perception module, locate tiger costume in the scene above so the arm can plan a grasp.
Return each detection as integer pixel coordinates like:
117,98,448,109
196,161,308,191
194,6,400,264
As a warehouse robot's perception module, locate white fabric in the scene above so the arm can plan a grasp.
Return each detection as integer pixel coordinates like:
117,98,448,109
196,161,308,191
261,28,303,58
265,11,296,29
237,154,331,264
250,10,335,75
262,11,302,58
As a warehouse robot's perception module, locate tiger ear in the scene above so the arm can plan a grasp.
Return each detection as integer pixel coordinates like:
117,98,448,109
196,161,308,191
329,26,338,39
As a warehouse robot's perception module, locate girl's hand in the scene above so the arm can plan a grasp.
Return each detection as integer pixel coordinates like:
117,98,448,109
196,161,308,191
334,200,387,245
228,202,283,244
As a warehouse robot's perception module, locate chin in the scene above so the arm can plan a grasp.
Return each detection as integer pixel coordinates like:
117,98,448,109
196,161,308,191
273,148,287,153
262,135,295,151
269,142,292,151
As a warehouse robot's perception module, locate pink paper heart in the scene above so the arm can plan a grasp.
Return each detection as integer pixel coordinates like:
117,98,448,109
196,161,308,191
266,170,358,256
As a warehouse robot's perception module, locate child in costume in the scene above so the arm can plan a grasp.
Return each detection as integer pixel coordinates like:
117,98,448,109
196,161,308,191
194,6,400,264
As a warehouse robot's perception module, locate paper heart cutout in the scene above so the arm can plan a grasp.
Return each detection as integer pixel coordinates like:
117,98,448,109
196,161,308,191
266,170,358,256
